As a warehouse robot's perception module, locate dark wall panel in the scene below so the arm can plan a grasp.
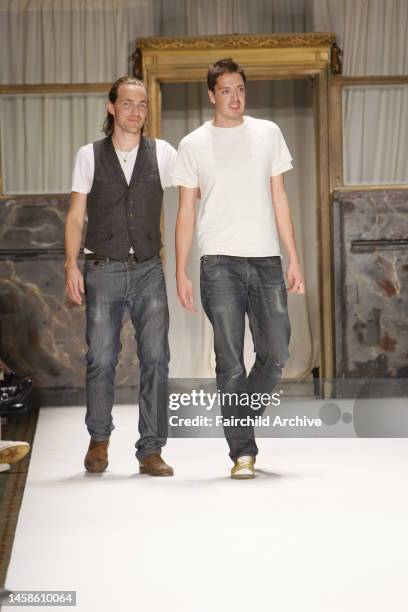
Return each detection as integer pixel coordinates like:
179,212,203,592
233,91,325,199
333,190,408,378
0,197,139,391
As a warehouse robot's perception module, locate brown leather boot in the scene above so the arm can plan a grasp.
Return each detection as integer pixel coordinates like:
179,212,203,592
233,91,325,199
139,453,174,476
84,439,109,473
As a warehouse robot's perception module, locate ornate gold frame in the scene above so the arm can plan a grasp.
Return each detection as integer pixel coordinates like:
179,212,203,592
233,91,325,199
134,33,338,381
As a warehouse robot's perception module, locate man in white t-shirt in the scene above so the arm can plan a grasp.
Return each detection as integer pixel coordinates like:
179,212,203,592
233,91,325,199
173,58,304,479
65,76,176,476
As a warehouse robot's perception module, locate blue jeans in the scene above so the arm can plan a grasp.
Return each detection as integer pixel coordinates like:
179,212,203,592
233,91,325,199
200,255,291,461
84,255,170,461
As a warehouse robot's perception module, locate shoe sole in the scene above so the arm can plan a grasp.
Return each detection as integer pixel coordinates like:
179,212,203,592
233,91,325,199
0,444,30,464
231,473,255,480
84,462,108,473
139,467,174,476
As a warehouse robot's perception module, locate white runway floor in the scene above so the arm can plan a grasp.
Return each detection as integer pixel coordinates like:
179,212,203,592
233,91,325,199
5,405,408,612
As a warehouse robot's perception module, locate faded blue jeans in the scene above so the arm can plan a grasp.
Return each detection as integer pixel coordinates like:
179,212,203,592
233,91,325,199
84,255,170,461
200,255,291,461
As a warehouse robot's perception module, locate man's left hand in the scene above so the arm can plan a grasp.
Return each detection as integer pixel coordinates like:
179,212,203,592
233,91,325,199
286,261,305,294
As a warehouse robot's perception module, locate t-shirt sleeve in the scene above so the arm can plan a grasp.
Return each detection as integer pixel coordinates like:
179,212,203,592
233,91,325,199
156,139,178,189
71,144,94,194
271,124,293,176
171,141,199,188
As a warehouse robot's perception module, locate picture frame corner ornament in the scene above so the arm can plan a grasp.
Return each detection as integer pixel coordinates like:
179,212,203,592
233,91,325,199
131,47,143,79
331,42,343,75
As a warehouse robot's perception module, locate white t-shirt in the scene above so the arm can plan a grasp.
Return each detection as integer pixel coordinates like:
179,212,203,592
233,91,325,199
72,138,177,193
71,138,177,254
171,116,293,257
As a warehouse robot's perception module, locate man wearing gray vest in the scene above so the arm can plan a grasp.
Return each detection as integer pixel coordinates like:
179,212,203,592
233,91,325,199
65,76,176,476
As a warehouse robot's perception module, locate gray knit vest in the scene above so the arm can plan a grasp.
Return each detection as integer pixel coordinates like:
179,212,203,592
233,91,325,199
84,135,163,261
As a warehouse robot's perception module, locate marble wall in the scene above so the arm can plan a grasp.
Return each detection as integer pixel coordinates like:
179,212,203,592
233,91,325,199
333,190,408,378
0,197,140,392
2,191,407,392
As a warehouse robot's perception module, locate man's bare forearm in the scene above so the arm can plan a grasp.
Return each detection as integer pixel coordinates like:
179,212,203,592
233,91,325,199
274,196,299,263
270,175,299,262
65,192,87,268
176,214,194,278
175,187,197,279
175,187,198,310
65,219,83,267
271,175,304,293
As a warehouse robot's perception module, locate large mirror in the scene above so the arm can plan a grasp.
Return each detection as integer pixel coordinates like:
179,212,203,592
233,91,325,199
135,34,337,383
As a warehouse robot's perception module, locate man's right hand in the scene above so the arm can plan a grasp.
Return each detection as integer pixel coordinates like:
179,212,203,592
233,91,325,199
65,263,84,305
176,273,197,312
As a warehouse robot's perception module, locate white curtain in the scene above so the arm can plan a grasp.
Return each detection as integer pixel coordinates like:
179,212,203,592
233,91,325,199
155,0,311,35
343,85,408,185
0,0,155,83
2,1,405,83
0,0,156,193
312,0,408,76
313,0,408,185
1,94,106,193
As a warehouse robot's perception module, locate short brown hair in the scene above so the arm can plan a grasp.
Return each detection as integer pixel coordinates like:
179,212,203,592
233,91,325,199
103,76,146,136
207,58,246,93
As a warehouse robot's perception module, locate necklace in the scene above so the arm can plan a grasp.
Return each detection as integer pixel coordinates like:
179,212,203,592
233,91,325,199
115,148,133,163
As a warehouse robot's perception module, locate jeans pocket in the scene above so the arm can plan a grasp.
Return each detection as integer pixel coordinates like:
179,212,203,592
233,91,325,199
84,261,107,281
200,255,219,269
262,256,282,268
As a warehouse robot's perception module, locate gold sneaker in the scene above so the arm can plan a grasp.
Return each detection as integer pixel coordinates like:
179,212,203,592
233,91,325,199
0,441,30,465
231,455,255,480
